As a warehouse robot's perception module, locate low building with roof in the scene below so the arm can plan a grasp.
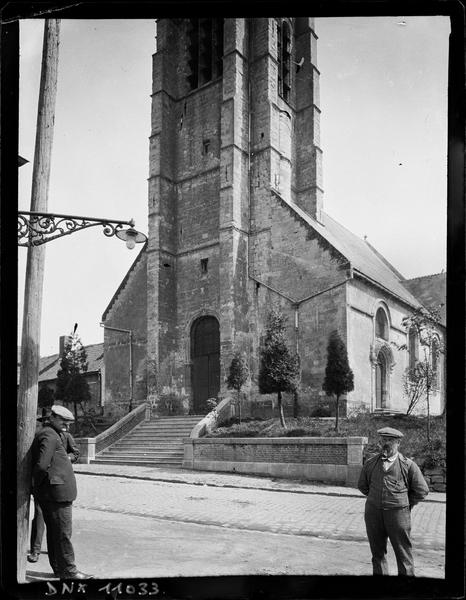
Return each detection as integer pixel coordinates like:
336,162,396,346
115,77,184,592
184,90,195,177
18,336,105,413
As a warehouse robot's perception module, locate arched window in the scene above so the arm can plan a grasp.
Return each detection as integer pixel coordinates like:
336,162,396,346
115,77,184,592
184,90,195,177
431,337,439,377
408,328,418,370
375,308,389,341
277,19,291,103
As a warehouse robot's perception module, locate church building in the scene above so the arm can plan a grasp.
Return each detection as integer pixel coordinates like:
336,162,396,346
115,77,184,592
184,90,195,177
101,18,445,418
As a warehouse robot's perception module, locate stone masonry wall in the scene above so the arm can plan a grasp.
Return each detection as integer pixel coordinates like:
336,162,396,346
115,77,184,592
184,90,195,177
195,439,347,464
247,194,350,410
422,466,446,492
102,249,147,412
184,436,368,486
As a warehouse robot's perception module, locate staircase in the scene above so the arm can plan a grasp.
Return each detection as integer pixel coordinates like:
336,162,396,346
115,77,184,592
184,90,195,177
91,415,203,467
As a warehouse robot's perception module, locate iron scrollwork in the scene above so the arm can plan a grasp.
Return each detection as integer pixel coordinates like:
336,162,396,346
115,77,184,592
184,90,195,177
18,211,134,247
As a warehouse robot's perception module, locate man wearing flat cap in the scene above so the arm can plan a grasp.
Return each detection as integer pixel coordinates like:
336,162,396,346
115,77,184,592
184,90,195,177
357,426,429,576
31,405,92,579
28,407,80,564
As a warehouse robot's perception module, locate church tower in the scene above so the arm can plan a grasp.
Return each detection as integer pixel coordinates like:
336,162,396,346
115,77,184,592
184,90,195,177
147,18,322,412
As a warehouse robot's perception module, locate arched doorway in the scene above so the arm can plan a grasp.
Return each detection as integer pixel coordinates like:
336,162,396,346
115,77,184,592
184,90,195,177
375,351,388,409
191,316,220,413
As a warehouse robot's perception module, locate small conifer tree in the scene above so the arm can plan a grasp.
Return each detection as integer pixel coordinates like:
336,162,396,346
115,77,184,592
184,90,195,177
56,326,91,423
258,310,300,428
38,385,55,408
227,351,250,424
322,330,354,432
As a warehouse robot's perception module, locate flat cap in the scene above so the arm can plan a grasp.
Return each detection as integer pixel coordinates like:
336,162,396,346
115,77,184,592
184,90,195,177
51,405,75,421
377,427,403,438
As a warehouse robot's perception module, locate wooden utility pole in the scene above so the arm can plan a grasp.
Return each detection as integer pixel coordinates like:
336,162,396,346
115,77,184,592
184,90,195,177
17,19,60,582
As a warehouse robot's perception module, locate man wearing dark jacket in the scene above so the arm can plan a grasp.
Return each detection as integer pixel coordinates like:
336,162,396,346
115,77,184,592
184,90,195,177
31,405,92,579
357,427,429,577
28,408,80,563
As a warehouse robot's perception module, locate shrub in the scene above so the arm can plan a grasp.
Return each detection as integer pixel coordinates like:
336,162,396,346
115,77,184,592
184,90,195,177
205,397,218,411
194,397,219,414
158,391,187,415
208,421,263,438
311,405,332,417
207,413,446,468
221,415,264,428
104,404,127,421
419,438,445,469
284,428,322,437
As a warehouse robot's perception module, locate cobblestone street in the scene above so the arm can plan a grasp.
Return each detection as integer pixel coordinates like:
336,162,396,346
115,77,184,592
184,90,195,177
26,467,445,581
74,474,444,550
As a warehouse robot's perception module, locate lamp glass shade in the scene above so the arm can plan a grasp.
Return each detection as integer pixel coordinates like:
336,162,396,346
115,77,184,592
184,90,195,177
126,236,136,250
116,227,147,249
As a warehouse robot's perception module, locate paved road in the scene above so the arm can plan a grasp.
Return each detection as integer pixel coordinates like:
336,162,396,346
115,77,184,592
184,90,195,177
75,475,444,550
25,468,445,581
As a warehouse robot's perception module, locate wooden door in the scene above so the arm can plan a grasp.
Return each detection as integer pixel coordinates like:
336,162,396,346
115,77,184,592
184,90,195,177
191,316,220,413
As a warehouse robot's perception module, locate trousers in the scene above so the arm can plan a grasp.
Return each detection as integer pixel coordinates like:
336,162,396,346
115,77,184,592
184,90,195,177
38,498,78,577
30,499,45,553
364,503,414,576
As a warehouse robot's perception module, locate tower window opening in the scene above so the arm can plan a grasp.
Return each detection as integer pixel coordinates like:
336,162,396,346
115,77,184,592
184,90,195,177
187,18,224,90
203,139,210,155
201,258,209,273
277,19,292,103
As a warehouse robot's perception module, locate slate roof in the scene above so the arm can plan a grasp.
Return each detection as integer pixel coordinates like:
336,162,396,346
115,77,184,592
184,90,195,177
277,193,423,309
17,343,104,385
403,272,446,325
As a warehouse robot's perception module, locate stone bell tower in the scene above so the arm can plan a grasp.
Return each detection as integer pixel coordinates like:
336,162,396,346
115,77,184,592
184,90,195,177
147,18,322,412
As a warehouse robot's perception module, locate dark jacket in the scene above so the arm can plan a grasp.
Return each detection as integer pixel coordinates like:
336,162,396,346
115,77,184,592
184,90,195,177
63,431,80,463
32,425,78,503
358,452,429,509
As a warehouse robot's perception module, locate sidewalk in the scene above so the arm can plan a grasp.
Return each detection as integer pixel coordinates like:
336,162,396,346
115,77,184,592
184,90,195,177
74,463,446,502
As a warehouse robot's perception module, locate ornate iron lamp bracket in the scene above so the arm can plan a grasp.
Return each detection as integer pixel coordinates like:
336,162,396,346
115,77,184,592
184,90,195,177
18,211,137,247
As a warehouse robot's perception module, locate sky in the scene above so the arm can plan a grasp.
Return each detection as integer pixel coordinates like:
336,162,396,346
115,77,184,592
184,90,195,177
18,16,450,357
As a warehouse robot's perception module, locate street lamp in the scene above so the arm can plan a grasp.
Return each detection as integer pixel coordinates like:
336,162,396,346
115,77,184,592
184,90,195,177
100,323,133,413
18,210,147,248
17,208,146,579
116,226,147,250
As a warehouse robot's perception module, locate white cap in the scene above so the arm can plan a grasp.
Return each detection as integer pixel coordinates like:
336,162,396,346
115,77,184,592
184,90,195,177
51,405,75,421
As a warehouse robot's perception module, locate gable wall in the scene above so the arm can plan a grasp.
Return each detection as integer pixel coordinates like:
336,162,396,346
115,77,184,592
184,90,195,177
247,197,350,410
102,252,148,411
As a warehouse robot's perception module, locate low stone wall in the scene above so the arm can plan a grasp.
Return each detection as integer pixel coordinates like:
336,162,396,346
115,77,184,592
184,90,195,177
422,466,446,492
183,437,368,487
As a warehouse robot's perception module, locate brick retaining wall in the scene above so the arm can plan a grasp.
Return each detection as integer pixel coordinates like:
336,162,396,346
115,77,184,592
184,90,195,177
183,437,368,487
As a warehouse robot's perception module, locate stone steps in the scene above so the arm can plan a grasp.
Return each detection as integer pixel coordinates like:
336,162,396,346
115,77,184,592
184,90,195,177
92,457,184,467
91,414,203,467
